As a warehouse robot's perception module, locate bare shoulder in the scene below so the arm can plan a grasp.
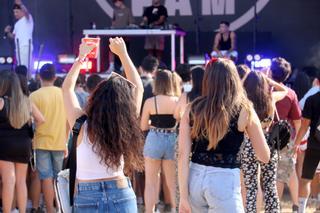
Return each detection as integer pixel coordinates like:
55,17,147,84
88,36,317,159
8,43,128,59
143,97,153,109
230,31,237,38
215,32,221,39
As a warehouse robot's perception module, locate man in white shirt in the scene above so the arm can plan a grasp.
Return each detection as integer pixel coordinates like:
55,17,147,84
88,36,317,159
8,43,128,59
4,0,33,78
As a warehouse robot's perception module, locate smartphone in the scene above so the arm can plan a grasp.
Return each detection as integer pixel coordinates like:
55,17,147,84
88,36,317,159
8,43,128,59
81,37,100,59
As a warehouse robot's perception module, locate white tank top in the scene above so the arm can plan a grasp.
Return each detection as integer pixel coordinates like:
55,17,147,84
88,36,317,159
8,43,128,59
76,123,124,180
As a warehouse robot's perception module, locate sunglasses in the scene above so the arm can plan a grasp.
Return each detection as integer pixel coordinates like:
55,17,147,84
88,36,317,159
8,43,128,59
106,71,136,89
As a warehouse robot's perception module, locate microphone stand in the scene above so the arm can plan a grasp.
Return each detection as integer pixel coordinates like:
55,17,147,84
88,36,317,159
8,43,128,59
253,0,258,55
194,1,201,54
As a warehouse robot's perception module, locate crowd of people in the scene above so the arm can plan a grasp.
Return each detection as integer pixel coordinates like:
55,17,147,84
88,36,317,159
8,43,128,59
0,36,320,213
1,1,320,213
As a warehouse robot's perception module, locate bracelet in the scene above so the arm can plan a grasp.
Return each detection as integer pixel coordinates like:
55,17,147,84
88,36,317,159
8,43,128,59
75,57,85,64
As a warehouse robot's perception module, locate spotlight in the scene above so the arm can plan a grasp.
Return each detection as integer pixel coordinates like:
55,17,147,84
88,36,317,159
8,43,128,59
33,60,53,70
58,54,76,64
0,57,5,64
188,55,206,65
246,54,253,62
252,58,272,69
6,57,13,64
254,54,261,61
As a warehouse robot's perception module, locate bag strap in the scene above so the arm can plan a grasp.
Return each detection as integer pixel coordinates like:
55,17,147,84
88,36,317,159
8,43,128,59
273,105,280,122
68,115,87,206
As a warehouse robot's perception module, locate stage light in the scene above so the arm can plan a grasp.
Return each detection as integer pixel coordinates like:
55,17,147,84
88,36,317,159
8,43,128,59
0,57,5,64
254,54,261,61
252,58,272,69
6,57,13,64
188,55,206,65
34,60,53,70
246,54,253,62
58,54,76,64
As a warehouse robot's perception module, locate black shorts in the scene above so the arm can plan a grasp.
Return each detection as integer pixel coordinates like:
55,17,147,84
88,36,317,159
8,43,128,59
301,147,320,180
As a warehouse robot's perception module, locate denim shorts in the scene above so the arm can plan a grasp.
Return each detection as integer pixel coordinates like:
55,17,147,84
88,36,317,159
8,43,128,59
36,150,64,180
143,130,177,160
74,178,137,213
188,162,244,213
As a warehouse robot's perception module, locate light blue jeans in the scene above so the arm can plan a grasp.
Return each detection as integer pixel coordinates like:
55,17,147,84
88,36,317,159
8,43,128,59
143,130,177,160
188,162,244,213
73,178,137,213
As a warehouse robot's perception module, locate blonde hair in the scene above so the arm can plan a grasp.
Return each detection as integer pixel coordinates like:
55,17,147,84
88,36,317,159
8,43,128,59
0,70,31,129
191,59,252,150
153,70,181,97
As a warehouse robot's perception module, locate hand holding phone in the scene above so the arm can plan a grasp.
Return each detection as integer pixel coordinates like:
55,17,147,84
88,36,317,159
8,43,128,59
80,37,100,59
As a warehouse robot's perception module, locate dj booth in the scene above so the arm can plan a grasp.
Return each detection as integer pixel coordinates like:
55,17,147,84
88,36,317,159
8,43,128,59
83,29,186,71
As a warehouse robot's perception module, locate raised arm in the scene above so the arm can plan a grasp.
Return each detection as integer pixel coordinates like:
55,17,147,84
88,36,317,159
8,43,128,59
178,107,192,213
109,37,144,114
4,26,14,39
267,77,288,102
62,42,94,128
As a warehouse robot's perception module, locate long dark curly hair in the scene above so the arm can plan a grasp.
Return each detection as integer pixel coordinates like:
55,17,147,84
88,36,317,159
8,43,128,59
85,75,144,173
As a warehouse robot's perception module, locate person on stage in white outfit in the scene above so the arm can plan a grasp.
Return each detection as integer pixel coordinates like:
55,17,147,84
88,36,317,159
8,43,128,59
4,0,34,78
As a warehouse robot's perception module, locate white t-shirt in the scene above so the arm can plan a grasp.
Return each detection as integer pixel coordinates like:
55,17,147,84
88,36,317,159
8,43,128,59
13,15,33,46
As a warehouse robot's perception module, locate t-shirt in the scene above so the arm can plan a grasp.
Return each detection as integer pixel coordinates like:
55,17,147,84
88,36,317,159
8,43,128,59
302,92,320,150
299,86,320,141
13,15,33,46
113,7,134,28
299,86,320,109
276,87,301,123
30,86,68,151
143,5,168,25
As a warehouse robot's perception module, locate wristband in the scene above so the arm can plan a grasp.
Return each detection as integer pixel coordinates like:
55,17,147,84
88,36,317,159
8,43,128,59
75,57,85,64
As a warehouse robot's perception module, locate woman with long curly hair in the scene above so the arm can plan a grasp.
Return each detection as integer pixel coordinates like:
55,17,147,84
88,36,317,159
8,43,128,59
62,37,144,212
241,71,288,212
178,58,270,213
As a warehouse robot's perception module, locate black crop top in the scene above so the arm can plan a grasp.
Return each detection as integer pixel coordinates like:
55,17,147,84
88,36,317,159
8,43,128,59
0,96,31,139
149,96,176,129
191,110,244,169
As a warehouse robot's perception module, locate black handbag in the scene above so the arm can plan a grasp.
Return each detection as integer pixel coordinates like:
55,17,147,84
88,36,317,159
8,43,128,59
267,109,291,152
